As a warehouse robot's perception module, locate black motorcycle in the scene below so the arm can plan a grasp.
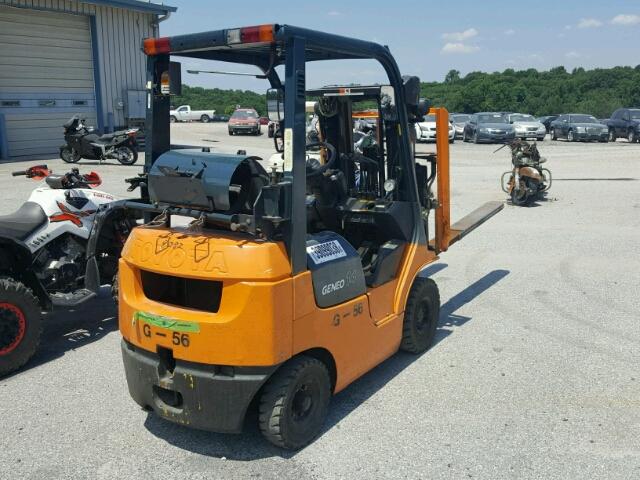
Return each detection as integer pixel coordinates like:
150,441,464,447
60,115,139,165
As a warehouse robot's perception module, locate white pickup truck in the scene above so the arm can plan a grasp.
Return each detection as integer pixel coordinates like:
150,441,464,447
169,105,216,123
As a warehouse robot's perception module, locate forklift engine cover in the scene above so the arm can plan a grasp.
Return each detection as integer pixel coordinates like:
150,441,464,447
148,150,267,212
306,232,366,308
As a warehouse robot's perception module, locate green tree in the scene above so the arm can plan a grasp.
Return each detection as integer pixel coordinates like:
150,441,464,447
444,69,461,84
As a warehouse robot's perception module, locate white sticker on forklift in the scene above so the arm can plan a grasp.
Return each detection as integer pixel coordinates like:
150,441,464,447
307,240,347,264
283,128,293,172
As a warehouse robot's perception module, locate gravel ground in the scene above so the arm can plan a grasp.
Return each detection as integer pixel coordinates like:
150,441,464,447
0,122,639,479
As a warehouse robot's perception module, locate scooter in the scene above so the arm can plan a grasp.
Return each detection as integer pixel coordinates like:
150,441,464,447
60,115,139,165
0,165,138,376
499,139,552,206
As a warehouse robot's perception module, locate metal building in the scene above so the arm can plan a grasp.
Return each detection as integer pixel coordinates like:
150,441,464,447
0,0,176,160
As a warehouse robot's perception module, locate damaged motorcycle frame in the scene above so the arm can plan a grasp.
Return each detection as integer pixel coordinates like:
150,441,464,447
500,139,552,206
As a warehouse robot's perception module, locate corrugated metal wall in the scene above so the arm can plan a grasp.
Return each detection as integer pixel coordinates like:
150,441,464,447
0,0,155,129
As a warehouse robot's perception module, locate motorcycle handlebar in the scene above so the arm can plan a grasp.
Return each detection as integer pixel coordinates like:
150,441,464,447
11,170,27,177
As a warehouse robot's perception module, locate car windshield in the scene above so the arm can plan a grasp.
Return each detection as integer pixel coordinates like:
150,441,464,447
477,114,507,124
571,115,598,123
421,115,436,122
630,110,640,120
452,114,470,122
511,114,536,122
232,110,258,119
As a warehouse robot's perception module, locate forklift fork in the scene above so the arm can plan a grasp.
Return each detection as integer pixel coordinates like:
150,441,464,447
428,107,503,253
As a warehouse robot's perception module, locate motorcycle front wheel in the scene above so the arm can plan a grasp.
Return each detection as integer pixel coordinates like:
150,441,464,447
114,145,138,165
60,145,81,163
510,180,529,206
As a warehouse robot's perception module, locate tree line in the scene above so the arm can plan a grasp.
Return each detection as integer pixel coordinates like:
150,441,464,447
175,66,640,119
172,85,268,116
424,66,640,118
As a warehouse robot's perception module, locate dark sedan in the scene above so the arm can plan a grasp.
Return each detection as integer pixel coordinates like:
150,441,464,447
462,112,515,144
549,114,608,142
538,115,559,133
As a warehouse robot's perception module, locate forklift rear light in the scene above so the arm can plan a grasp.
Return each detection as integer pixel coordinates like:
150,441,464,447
227,24,275,45
143,36,171,55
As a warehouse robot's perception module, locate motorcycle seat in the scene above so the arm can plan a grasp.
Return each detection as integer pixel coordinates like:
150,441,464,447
97,133,117,141
0,202,47,240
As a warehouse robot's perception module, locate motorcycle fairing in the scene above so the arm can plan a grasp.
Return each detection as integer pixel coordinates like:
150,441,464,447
20,186,115,253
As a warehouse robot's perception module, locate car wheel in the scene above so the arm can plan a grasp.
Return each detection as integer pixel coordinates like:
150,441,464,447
537,136,545,142
259,355,331,449
228,130,234,136
449,138,454,144
473,131,479,144
550,128,557,141
628,129,638,143
567,130,575,142
170,116,177,123
200,115,210,123
608,129,616,142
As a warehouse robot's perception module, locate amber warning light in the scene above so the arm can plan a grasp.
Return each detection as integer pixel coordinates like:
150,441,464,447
143,37,171,55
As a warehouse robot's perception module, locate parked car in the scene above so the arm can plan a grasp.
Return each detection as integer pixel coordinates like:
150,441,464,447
538,115,559,133
549,114,608,142
463,112,516,144
506,113,547,141
259,116,270,125
415,114,455,143
606,108,640,143
212,114,230,122
169,105,216,123
450,113,470,139
228,108,261,135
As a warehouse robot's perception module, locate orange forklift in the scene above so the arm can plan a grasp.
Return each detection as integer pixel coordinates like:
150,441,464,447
119,24,503,449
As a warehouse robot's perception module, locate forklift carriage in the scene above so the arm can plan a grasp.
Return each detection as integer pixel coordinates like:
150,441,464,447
119,24,502,449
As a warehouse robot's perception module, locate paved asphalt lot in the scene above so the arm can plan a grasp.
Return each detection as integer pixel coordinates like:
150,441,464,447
0,123,639,479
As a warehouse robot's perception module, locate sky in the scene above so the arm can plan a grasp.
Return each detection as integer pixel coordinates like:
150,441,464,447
159,0,640,92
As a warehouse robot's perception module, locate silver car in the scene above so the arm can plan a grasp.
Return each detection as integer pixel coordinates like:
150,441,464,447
507,113,547,141
450,113,471,139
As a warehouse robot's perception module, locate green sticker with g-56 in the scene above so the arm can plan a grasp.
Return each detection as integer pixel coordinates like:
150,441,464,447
133,311,200,333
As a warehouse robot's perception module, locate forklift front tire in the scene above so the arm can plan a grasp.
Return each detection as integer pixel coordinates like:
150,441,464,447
258,355,331,449
400,277,440,354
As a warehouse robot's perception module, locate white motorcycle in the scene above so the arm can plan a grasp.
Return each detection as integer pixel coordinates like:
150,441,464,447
0,165,137,376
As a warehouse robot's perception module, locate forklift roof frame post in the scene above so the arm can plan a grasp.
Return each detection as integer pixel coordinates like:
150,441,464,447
143,24,424,274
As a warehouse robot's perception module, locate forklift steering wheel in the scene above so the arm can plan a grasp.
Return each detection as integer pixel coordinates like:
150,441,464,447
305,141,336,177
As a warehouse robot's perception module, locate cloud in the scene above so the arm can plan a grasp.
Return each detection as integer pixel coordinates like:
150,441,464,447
565,51,581,59
442,28,478,42
504,29,515,35
611,14,640,25
578,18,603,28
441,42,480,54
327,10,341,16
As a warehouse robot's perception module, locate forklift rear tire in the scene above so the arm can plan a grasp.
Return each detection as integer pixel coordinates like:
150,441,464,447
258,355,331,449
0,278,42,377
400,277,440,354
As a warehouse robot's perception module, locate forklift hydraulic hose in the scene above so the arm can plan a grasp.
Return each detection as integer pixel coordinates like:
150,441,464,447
305,141,336,176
